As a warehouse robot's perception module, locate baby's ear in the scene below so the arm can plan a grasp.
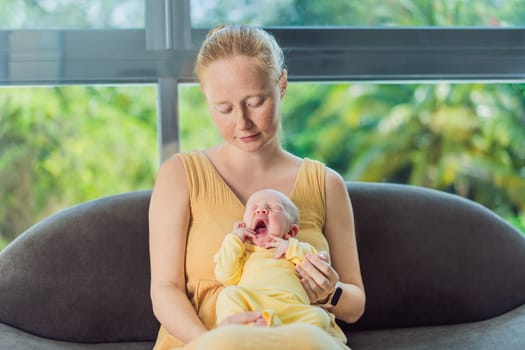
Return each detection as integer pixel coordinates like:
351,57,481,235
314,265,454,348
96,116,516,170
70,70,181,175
287,224,299,238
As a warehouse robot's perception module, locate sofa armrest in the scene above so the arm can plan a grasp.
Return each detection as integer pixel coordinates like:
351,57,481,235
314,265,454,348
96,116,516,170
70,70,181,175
0,190,159,343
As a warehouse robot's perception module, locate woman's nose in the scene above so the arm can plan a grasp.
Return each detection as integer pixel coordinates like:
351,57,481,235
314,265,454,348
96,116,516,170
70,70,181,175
235,107,253,130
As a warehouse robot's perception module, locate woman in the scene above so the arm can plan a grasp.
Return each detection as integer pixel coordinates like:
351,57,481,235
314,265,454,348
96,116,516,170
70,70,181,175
149,24,365,350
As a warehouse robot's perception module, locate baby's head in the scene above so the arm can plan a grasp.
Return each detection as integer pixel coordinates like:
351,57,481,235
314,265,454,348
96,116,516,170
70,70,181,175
243,189,299,247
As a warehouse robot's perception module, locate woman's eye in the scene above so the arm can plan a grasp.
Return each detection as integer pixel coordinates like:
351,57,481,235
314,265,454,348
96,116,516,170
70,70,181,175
246,97,264,108
215,105,232,114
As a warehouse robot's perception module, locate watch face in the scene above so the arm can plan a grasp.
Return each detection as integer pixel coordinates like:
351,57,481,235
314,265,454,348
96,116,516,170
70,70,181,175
331,286,343,306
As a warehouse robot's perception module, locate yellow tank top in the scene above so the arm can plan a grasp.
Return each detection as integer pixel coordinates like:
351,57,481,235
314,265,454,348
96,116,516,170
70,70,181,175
153,151,329,349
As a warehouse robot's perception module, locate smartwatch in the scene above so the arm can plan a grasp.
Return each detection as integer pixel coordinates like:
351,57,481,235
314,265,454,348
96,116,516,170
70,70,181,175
318,283,343,309
330,285,343,306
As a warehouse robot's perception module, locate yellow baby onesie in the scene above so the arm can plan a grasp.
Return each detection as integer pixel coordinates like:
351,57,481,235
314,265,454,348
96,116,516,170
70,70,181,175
214,233,332,332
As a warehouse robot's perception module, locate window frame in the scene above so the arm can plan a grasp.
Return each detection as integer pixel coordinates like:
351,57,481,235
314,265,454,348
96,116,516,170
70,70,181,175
1,0,525,161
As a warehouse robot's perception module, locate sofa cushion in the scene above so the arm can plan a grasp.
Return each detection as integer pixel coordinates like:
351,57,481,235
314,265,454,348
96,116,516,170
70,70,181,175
344,182,525,331
0,190,159,342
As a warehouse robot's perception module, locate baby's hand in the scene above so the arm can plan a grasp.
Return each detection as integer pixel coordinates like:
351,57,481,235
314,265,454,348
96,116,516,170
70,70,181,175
264,236,289,259
232,221,256,243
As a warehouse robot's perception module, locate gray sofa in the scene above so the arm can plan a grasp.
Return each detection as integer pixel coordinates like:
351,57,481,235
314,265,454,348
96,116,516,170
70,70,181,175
1,182,524,349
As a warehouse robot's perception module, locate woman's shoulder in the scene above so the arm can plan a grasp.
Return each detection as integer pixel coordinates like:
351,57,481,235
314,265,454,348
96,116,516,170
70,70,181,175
154,151,207,190
324,165,344,184
162,150,212,172
172,150,205,161
300,157,332,179
300,157,346,193
155,153,186,179
303,157,343,181
321,166,349,209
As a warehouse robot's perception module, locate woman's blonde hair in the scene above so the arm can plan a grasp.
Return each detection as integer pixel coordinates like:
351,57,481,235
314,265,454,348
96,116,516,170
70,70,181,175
195,25,286,84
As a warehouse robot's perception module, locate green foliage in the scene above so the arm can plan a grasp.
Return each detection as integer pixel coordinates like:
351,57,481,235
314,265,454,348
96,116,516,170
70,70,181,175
508,213,525,233
281,82,525,233
192,0,525,26
0,85,157,242
281,0,525,26
0,236,8,251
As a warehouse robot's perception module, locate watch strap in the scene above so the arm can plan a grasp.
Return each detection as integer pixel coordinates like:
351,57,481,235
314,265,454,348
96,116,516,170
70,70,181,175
317,283,343,309
330,285,343,306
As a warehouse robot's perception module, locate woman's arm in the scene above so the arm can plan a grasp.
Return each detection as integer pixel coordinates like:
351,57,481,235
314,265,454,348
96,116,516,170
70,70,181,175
149,156,207,343
296,169,365,324
323,169,365,323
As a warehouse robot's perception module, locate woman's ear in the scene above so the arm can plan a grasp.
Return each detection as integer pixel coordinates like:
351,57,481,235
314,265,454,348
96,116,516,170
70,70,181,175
279,69,288,99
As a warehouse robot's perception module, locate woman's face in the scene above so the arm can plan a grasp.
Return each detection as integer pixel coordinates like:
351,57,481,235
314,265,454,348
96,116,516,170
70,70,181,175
200,55,284,153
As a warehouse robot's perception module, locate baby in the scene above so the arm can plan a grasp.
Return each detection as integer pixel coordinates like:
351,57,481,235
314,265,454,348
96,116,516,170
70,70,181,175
214,188,334,331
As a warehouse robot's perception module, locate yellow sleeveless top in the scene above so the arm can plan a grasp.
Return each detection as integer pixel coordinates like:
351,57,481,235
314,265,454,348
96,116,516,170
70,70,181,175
153,151,330,349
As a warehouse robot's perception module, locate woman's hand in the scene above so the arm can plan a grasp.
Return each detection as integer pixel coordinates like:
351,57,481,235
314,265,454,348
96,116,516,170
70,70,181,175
296,252,339,305
218,311,267,327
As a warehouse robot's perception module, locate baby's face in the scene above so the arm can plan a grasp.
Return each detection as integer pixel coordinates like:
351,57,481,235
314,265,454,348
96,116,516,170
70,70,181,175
243,190,294,247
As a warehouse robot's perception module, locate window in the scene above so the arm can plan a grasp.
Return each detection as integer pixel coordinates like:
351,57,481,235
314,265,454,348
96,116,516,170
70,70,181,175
191,0,525,27
0,85,157,249
1,0,144,29
1,1,524,251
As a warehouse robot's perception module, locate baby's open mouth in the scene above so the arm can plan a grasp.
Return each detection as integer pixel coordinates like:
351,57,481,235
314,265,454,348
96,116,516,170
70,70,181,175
254,220,267,235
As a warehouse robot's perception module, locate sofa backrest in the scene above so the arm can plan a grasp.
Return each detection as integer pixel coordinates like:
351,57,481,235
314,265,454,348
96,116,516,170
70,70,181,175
345,182,525,331
1,183,524,342
0,190,159,343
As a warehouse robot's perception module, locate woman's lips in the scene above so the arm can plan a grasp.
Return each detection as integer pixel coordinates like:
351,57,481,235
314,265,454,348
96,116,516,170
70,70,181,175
239,133,261,142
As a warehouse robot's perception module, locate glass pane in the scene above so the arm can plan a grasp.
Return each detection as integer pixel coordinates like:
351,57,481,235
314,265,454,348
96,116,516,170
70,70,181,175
191,0,525,27
179,82,525,234
0,0,144,29
0,85,157,251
